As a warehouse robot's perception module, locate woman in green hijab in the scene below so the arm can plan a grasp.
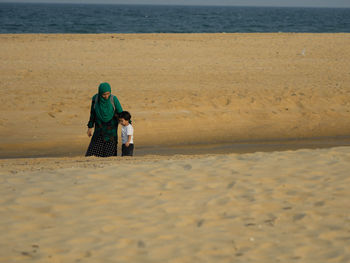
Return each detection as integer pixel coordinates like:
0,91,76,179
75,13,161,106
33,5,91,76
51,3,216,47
86,82,123,157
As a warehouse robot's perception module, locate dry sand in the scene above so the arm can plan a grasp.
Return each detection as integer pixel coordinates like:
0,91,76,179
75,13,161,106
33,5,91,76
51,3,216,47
1,33,350,157
1,147,350,262
1,34,350,262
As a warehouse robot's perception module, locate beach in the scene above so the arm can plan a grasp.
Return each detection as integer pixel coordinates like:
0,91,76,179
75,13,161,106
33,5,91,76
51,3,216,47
1,33,350,262
1,33,350,157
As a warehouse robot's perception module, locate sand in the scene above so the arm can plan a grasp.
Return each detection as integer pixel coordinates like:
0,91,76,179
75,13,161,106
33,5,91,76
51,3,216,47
1,33,350,262
1,147,350,262
1,33,350,157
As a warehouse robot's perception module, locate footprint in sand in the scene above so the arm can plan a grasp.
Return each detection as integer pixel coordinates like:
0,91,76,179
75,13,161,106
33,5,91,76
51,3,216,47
293,213,306,221
182,164,192,170
314,201,325,207
227,181,236,189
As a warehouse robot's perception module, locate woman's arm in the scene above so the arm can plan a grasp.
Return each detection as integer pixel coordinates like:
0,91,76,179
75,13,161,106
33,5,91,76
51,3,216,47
87,97,96,137
113,95,123,114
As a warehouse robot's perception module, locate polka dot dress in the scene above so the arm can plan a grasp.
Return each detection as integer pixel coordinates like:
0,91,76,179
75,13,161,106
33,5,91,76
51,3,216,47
85,135,117,157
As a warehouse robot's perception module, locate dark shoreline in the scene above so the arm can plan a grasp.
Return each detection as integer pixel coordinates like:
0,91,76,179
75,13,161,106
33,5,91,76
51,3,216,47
2,136,350,160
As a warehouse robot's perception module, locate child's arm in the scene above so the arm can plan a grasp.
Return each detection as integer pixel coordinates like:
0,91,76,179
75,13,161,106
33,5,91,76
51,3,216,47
125,125,133,147
125,135,132,147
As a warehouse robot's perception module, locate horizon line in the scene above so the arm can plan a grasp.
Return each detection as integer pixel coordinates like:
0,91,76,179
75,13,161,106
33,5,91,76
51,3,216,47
1,1,350,9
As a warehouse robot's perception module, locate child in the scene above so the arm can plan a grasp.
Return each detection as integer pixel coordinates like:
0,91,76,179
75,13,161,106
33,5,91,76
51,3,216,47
118,111,134,156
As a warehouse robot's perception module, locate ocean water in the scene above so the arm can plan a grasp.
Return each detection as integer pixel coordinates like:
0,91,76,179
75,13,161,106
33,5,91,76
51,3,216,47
0,3,350,33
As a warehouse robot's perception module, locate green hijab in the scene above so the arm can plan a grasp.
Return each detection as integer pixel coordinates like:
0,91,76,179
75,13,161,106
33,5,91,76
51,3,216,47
95,82,115,122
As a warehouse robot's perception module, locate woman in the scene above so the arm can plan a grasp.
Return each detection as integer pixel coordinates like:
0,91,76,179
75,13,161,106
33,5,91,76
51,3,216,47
86,82,123,157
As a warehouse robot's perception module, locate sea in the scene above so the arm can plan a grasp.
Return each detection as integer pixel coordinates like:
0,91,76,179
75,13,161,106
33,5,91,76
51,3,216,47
0,3,350,33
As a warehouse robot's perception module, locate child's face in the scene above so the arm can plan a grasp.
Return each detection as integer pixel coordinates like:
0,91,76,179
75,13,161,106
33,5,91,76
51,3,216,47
119,118,128,126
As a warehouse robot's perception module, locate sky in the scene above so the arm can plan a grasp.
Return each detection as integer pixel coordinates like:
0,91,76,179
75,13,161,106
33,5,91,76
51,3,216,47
1,0,350,8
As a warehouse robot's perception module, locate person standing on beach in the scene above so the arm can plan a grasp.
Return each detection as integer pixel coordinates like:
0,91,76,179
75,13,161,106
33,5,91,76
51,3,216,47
86,82,123,157
118,111,134,157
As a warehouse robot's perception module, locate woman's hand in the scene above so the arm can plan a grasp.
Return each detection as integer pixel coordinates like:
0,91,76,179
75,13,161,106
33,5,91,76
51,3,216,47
87,128,93,137
125,142,130,147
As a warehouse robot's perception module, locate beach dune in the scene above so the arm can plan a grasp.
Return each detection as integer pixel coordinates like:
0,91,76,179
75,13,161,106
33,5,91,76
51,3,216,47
1,33,350,157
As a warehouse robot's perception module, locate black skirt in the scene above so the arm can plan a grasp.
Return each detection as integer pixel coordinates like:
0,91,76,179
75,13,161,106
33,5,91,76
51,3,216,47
85,135,117,157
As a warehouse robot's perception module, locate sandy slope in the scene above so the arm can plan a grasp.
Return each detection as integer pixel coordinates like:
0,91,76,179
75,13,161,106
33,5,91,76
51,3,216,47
1,146,350,262
1,34,350,157
1,34,350,261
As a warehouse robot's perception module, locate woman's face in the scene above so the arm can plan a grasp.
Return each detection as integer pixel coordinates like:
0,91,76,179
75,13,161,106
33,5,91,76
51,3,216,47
101,92,110,100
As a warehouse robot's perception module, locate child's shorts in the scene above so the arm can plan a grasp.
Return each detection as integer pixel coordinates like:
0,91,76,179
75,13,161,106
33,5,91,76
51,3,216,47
122,144,134,156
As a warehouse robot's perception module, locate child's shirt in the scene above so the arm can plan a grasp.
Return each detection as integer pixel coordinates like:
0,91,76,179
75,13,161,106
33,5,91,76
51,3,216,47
121,124,134,144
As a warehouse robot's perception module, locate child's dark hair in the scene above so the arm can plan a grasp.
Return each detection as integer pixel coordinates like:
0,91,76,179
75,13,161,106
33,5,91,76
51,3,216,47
119,111,132,123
